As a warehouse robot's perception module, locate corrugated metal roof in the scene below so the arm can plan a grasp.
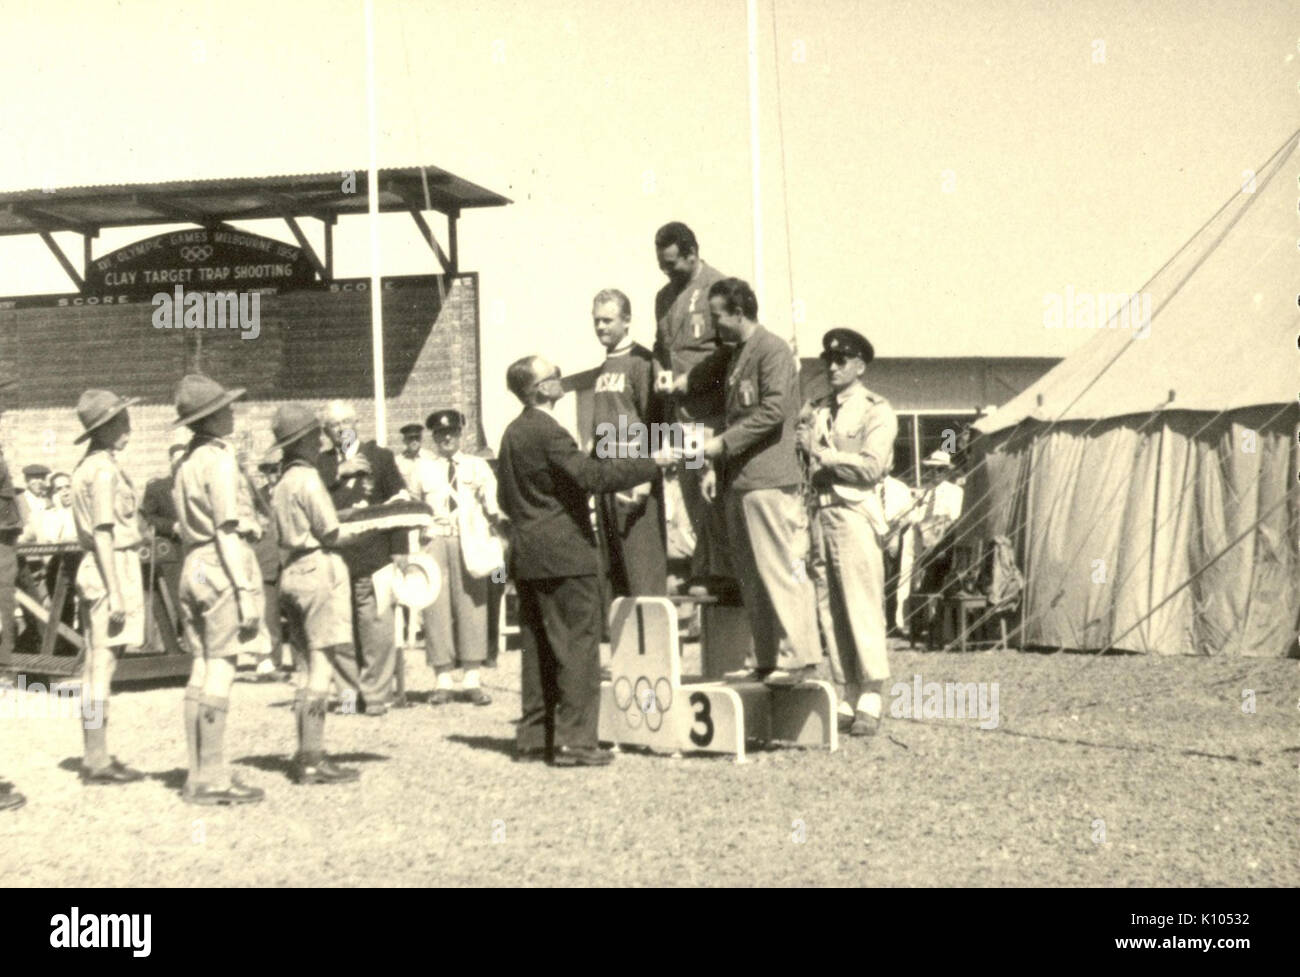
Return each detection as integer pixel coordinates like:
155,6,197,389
0,165,510,236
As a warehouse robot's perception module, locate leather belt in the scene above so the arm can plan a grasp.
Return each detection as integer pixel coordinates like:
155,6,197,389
283,547,322,567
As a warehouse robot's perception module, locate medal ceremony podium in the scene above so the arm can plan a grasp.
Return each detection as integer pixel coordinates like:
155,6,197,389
598,596,838,762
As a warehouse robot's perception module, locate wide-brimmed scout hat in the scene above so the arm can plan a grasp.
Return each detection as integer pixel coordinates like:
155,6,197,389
74,389,142,444
172,374,246,428
267,403,320,454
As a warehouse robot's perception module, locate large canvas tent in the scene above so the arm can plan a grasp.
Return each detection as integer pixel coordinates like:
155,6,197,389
963,130,1300,657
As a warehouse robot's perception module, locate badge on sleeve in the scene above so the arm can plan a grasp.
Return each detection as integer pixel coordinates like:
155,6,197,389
739,379,756,407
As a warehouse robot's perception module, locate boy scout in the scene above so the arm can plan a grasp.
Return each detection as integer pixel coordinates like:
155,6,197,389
172,374,269,805
70,389,146,784
268,404,361,784
672,278,821,684
799,328,898,736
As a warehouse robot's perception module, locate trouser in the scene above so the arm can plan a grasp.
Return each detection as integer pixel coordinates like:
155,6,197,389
723,486,821,671
814,504,890,687
422,534,488,669
262,577,283,666
515,575,602,752
596,487,667,598
679,462,732,579
331,571,396,706
0,535,16,667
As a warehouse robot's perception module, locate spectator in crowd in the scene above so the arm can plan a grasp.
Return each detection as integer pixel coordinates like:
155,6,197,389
395,422,431,490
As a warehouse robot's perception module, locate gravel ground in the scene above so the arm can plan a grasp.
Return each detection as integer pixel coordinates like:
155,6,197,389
2,641,1297,887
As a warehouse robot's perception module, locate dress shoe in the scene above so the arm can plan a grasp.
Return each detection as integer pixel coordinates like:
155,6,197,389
428,688,454,706
81,757,145,785
512,747,548,763
726,667,773,682
764,665,818,686
464,687,492,706
0,788,25,812
292,755,361,785
183,778,265,806
551,745,615,767
850,713,882,738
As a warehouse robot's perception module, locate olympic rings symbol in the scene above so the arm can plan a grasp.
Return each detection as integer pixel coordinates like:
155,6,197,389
179,245,214,262
612,674,674,732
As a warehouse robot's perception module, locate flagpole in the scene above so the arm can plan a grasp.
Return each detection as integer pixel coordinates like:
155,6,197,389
365,0,388,446
746,0,765,316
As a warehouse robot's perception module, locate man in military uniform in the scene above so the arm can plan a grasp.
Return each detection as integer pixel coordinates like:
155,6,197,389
651,222,733,593
69,389,147,784
589,288,667,598
799,328,898,736
409,408,502,706
672,278,820,684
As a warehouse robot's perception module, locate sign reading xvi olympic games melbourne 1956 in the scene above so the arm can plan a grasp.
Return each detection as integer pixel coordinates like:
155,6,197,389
84,228,316,296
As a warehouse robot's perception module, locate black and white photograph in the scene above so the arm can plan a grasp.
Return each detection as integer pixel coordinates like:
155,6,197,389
0,0,1296,918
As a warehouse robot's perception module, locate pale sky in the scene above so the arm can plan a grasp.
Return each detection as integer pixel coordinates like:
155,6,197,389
2,0,1296,440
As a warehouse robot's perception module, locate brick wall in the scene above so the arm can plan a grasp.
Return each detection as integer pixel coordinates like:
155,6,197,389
0,273,482,491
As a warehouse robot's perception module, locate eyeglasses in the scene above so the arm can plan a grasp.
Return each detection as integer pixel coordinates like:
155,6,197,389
532,366,562,388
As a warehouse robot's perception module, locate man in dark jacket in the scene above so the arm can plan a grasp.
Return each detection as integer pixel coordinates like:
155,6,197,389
317,401,408,714
497,355,670,766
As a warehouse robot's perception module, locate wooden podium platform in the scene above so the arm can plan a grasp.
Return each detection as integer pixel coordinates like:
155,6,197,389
3,538,191,685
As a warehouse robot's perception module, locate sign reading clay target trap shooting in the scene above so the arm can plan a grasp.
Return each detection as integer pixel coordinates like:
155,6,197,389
86,228,316,295
598,597,838,760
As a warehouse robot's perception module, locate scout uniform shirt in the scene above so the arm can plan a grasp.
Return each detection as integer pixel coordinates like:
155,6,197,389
801,384,899,533
685,323,804,492
70,448,144,648
173,436,244,548
71,450,142,552
273,460,340,554
173,434,268,656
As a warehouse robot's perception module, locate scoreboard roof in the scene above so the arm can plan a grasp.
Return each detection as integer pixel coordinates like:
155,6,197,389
0,165,511,237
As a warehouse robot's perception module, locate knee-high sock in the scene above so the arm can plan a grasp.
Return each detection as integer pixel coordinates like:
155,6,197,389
198,695,230,787
299,694,327,764
83,697,109,770
183,688,202,783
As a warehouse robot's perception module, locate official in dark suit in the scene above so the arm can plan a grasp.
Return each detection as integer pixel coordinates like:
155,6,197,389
497,355,670,766
317,400,409,714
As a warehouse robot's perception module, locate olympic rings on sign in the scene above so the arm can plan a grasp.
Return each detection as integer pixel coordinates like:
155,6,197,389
179,245,214,262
